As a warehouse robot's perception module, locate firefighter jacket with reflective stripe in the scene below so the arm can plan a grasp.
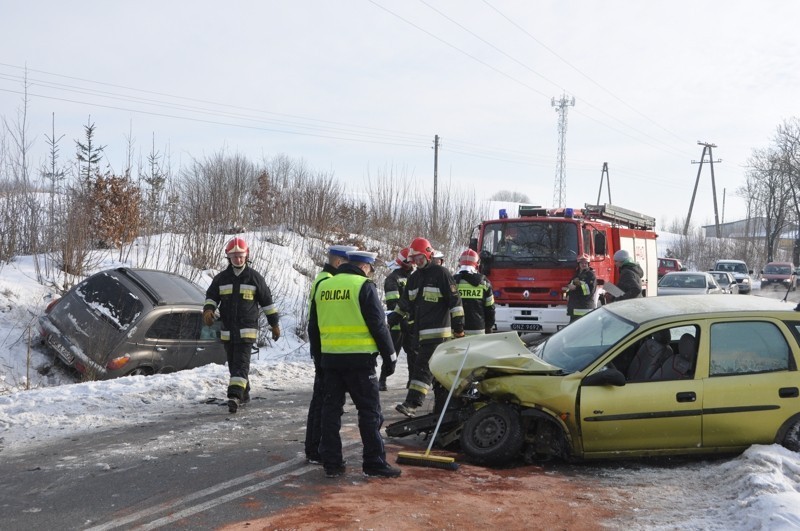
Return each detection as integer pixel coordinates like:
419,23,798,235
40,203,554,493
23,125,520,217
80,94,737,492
566,266,596,316
453,270,495,334
309,263,395,369
384,268,411,330
204,264,279,343
393,263,464,344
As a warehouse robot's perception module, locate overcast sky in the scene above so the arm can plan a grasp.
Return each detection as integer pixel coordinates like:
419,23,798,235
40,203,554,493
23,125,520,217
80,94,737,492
2,1,799,229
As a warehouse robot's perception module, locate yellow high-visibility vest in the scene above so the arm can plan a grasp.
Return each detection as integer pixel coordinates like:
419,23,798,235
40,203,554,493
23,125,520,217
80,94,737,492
315,274,378,354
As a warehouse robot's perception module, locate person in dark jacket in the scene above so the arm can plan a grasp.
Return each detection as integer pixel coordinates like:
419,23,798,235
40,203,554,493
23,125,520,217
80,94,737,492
389,237,464,418
566,254,596,322
611,249,644,301
203,237,280,413
380,247,415,391
309,250,401,479
304,244,357,464
453,249,495,335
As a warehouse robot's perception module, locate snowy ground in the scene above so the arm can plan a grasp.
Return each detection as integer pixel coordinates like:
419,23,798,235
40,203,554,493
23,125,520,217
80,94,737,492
1,235,800,529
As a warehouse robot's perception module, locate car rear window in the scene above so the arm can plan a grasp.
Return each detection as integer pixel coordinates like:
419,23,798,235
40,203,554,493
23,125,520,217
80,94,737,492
75,273,144,330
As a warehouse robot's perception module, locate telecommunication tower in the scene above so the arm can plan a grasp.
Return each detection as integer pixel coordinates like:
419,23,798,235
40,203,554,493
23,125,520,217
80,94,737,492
551,94,575,208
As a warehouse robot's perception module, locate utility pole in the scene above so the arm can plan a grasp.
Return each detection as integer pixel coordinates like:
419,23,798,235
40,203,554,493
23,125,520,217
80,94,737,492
551,94,575,208
596,162,612,205
684,141,722,237
433,134,439,236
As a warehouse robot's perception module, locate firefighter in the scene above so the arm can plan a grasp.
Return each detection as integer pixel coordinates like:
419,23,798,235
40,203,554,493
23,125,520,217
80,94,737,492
566,254,596,322
453,249,495,335
380,247,415,391
203,237,280,413
304,244,357,464
611,249,644,301
431,249,445,266
389,237,464,418
309,250,401,478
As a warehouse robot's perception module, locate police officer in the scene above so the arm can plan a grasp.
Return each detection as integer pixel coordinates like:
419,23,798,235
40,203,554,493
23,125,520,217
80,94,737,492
390,237,464,418
204,237,280,413
304,244,357,464
453,249,495,335
309,250,401,479
566,254,596,322
380,247,415,391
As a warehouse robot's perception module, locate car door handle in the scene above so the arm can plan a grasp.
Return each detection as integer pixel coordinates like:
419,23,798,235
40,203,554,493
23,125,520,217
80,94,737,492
676,392,696,402
156,347,168,351
779,387,799,398
196,347,206,351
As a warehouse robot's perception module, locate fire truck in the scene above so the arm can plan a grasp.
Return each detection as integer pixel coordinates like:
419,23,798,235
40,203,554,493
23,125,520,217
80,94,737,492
469,203,658,334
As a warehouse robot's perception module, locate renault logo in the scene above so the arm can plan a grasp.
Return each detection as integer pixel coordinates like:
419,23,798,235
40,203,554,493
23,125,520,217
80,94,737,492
523,290,530,299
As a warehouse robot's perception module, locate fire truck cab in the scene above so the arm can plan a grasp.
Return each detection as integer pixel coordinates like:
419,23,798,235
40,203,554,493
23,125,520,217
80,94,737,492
470,203,658,334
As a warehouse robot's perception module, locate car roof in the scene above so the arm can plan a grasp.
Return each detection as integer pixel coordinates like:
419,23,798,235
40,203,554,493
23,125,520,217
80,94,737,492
116,268,206,306
715,259,746,264
604,294,795,324
661,271,705,277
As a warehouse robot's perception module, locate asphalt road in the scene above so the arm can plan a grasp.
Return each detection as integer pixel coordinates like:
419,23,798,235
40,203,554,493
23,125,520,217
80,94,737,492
0,384,415,530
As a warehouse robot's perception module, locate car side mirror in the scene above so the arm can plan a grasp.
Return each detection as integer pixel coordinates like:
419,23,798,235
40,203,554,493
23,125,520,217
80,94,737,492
583,366,626,387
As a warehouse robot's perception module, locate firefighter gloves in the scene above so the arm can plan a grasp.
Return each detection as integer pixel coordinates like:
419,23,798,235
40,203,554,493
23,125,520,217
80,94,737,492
271,325,281,341
382,353,397,377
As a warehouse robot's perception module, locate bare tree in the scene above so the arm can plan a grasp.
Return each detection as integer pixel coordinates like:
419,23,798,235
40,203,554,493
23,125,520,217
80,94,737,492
489,190,531,203
745,148,792,263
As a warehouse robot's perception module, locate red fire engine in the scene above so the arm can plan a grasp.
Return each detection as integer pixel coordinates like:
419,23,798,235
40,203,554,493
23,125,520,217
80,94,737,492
469,203,658,333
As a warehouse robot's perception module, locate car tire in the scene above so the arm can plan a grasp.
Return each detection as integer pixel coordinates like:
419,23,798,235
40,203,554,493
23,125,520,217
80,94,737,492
781,419,800,452
125,366,153,377
460,403,524,466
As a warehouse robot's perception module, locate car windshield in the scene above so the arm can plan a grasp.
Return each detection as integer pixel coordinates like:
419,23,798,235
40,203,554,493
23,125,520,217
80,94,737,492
658,274,704,288
765,265,791,275
532,307,635,372
481,220,579,264
719,262,747,274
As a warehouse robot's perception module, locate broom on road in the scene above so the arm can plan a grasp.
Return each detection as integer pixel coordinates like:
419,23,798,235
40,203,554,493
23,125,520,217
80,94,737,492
396,344,470,471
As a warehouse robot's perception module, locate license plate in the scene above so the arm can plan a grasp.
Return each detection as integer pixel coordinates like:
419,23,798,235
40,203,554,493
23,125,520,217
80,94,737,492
511,323,542,331
48,336,74,364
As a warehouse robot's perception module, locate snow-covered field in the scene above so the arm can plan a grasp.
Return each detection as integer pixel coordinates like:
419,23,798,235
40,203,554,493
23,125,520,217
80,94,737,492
1,232,799,529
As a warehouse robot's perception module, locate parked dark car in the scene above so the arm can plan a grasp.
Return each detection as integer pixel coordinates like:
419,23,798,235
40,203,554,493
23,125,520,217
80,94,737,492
709,271,740,294
39,268,226,380
657,257,685,279
759,262,796,291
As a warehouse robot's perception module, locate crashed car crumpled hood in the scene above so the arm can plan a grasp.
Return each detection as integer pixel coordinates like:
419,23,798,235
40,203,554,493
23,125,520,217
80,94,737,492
429,332,560,392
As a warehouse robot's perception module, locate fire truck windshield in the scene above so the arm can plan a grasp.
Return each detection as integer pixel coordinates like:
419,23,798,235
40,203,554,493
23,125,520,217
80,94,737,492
481,221,579,263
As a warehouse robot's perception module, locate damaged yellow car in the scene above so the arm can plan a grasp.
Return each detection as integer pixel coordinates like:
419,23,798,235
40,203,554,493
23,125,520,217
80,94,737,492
386,295,800,465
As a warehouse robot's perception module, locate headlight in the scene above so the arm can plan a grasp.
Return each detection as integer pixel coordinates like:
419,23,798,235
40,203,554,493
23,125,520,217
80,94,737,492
741,278,751,284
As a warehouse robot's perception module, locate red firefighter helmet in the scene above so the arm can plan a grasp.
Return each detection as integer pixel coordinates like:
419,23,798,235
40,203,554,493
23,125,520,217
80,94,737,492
408,237,433,260
459,248,480,267
225,237,249,258
395,247,412,269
